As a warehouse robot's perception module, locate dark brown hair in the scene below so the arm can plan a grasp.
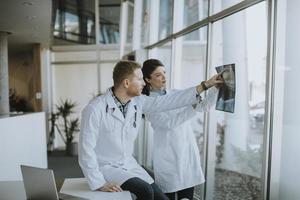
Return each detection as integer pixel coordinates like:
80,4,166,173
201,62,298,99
113,60,141,87
141,59,164,96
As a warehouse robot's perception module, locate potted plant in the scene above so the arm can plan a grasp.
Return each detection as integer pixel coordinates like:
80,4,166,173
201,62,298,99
47,112,59,152
49,99,80,156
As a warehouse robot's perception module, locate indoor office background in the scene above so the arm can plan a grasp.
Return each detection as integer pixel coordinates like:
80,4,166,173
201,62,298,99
0,0,299,200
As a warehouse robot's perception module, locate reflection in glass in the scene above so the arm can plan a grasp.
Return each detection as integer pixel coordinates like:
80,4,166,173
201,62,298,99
52,0,96,45
141,0,150,47
159,0,173,40
99,2,120,44
123,2,134,55
65,12,80,41
127,2,134,44
209,2,266,199
183,0,208,28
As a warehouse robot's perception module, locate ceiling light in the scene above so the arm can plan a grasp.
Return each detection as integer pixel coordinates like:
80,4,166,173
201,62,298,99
27,16,37,20
22,1,33,6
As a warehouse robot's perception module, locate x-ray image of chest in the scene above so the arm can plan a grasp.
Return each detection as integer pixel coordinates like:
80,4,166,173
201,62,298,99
215,64,236,113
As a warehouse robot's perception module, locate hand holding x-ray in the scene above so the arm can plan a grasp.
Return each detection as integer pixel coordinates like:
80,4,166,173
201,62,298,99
215,64,236,113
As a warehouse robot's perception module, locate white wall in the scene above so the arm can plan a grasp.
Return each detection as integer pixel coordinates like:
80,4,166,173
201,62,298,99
51,46,119,148
0,113,47,181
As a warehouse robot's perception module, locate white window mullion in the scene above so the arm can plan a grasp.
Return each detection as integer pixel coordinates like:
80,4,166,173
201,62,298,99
149,0,159,45
173,0,184,33
120,1,129,58
133,0,142,50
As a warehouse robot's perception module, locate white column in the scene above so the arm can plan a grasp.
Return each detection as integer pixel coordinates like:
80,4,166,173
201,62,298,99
0,32,9,114
278,0,300,199
119,2,128,58
221,6,249,172
149,0,159,44
132,0,142,50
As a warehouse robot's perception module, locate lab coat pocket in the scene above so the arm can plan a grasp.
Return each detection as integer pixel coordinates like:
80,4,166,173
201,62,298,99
126,126,138,142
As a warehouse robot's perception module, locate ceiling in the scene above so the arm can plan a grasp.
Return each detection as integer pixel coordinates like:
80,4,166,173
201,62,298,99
0,0,52,53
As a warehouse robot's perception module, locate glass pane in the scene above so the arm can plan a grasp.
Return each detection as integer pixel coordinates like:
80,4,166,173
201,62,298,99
65,12,80,41
178,28,207,88
123,2,134,55
177,27,208,199
127,3,134,44
99,2,120,44
141,0,150,47
212,0,244,15
153,42,172,89
158,0,174,40
182,0,208,28
208,2,267,199
52,0,96,45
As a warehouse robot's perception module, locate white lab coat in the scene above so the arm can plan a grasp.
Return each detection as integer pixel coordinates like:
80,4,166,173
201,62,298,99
147,87,218,193
79,87,200,190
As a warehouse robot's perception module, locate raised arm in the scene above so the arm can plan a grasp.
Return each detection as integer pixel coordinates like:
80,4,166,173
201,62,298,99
141,87,199,114
147,106,197,130
146,87,218,130
141,73,223,114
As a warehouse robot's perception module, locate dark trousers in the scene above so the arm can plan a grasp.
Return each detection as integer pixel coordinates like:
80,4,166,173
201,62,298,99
121,177,169,200
165,187,194,200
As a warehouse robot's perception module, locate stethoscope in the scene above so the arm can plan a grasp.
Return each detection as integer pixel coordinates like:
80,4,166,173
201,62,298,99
133,105,137,128
106,104,137,128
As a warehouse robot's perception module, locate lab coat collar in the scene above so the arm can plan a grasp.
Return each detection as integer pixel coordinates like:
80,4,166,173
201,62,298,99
104,90,125,122
149,89,169,97
104,88,137,123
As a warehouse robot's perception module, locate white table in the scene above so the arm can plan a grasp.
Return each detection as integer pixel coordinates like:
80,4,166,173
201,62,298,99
60,178,132,200
0,181,27,200
0,179,132,200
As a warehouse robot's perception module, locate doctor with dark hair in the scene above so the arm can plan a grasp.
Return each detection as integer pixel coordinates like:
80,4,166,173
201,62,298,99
142,59,221,200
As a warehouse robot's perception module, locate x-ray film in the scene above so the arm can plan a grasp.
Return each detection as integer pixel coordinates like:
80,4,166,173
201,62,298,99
215,64,236,113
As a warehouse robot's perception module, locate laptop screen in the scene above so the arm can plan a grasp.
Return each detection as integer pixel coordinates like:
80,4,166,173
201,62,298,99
21,165,59,200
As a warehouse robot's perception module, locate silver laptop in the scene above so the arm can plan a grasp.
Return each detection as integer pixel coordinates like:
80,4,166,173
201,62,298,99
21,165,87,200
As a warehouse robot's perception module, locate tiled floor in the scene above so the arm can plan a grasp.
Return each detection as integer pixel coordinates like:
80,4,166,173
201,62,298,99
47,150,84,179
213,168,262,200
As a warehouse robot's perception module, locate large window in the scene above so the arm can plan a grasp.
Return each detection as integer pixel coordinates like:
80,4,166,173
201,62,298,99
52,0,121,45
207,2,267,199
53,0,96,45
122,1,135,55
112,0,300,198
126,2,134,45
158,0,174,40
99,2,120,44
141,0,150,47
182,0,208,29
